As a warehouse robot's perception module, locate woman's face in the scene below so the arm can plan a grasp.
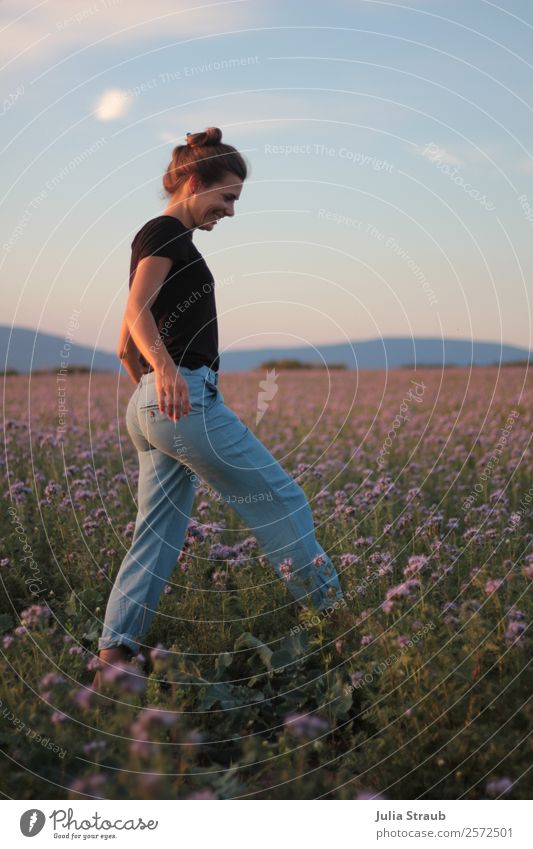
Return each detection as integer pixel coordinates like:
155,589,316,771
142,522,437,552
191,171,243,231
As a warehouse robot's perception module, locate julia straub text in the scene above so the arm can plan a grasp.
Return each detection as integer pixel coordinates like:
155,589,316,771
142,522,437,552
375,810,446,821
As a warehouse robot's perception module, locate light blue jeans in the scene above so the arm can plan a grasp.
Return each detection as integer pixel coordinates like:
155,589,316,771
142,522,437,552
98,365,344,653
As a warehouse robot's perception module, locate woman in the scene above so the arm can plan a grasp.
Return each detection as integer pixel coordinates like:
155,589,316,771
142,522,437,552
92,127,345,689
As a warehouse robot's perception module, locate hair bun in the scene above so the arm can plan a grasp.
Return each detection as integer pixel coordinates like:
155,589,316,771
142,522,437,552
186,127,222,147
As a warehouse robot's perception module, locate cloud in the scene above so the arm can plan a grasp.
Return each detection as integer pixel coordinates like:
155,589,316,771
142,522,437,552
333,0,438,9
157,117,298,147
94,87,133,121
0,0,253,68
153,87,407,148
415,142,464,166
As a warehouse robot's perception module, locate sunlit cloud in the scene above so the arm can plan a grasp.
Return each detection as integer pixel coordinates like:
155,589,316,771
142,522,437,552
0,0,253,67
94,87,132,121
415,142,464,166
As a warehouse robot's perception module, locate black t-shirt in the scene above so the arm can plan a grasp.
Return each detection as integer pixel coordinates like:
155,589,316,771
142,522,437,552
129,215,219,372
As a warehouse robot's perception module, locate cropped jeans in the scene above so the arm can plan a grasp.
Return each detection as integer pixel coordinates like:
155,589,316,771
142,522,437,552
98,365,344,653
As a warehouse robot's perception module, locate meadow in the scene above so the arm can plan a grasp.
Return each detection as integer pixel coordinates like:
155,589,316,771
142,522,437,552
1,365,531,800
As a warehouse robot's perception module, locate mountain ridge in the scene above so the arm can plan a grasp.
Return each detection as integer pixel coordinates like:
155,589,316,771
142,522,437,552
1,325,530,373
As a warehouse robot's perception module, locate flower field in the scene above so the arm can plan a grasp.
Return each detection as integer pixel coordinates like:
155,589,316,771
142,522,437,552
1,366,531,799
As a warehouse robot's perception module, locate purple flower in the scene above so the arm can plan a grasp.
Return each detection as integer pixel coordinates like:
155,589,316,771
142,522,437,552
74,489,96,501
3,635,14,649
184,730,204,746
403,554,429,577
381,578,420,611
284,711,329,739
82,740,107,755
44,480,63,502
187,788,218,799
73,686,94,710
150,643,171,667
486,777,513,796
5,481,33,503
51,710,68,724
356,789,386,800
122,521,136,539
129,708,176,757
485,578,504,595
279,558,294,582
0,558,11,568
100,660,147,694
70,773,107,796
83,519,98,535
339,553,359,568
211,569,226,588
387,579,420,599
40,672,66,689
20,603,52,627
136,707,177,729
505,620,526,646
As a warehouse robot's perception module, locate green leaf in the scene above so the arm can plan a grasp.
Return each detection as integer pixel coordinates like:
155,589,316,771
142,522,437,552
328,674,354,719
200,682,264,711
65,591,77,617
271,649,294,671
215,651,233,678
0,613,14,634
81,618,100,642
77,588,103,611
234,632,273,673
280,629,309,659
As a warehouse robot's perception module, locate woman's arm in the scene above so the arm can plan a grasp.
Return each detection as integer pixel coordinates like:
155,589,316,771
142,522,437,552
125,255,190,419
116,314,145,385
117,313,135,360
125,255,178,373
119,348,145,385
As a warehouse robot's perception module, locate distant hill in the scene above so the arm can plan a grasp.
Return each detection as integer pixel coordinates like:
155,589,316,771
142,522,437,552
0,325,118,374
0,325,530,374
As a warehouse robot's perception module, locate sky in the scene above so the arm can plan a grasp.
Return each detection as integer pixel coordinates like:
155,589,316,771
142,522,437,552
1,0,532,357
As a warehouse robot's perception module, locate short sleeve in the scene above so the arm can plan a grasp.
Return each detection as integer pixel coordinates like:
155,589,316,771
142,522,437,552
134,218,191,265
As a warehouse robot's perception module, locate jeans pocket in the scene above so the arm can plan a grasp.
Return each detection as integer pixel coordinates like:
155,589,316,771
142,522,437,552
204,375,223,404
138,381,160,412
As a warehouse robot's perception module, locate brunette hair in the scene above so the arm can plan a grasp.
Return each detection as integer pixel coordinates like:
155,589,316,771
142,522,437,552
162,127,248,196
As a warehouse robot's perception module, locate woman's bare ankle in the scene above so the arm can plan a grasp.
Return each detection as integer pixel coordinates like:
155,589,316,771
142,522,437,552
91,645,133,691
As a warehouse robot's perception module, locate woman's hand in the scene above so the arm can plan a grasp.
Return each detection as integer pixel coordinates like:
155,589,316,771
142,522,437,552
154,363,191,420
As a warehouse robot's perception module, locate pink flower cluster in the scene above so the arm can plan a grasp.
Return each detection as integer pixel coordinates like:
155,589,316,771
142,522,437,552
381,579,420,613
130,706,177,756
284,711,329,739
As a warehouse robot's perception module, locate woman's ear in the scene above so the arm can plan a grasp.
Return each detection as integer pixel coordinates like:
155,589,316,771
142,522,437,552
188,173,200,195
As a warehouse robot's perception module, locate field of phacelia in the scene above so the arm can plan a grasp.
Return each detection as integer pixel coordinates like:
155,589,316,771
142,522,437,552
1,366,531,799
